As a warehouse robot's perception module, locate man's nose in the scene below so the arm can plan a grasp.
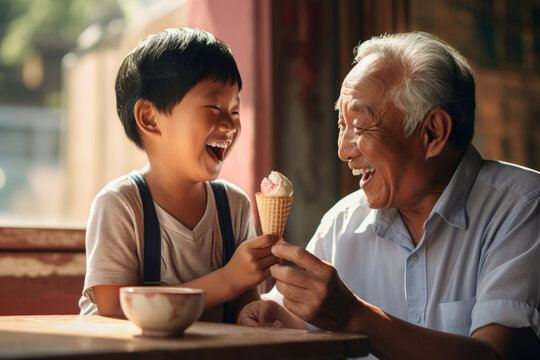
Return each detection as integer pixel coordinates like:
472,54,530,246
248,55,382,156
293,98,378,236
337,128,359,162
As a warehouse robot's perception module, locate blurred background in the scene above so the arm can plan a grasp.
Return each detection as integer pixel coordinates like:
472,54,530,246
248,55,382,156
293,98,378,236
1,0,539,246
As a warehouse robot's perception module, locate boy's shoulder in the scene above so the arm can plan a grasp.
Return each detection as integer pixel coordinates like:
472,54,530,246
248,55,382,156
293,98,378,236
92,173,140,209
211,179,251,205
91,176,252,211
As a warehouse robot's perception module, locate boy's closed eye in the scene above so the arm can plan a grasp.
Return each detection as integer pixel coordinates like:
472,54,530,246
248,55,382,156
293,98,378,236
205,105,240,118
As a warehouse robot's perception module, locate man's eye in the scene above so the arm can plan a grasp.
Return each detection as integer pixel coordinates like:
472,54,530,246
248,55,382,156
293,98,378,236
207,105,220,111
352,119,365,133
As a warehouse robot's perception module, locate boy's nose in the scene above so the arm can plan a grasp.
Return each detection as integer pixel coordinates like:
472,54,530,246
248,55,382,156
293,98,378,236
218,114,238,132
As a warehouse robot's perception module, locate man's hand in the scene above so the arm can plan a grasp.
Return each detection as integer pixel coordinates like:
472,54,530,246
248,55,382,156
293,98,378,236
269,240,364,332
222,235,281,294
238,300,307,329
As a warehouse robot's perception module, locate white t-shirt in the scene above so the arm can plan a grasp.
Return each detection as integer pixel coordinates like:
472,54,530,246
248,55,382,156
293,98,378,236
79,174,256,321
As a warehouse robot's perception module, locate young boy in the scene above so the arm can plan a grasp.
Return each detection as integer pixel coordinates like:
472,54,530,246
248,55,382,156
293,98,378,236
79,28,279,321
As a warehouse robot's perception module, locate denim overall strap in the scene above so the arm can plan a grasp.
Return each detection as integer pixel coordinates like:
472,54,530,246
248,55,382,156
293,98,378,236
129,171,162,286
210,181,235,324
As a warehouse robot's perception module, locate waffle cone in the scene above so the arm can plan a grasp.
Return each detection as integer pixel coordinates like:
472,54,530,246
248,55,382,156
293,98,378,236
255,193,293,237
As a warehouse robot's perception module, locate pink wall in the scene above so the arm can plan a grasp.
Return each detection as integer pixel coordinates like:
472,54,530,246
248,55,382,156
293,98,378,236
186,0,272,228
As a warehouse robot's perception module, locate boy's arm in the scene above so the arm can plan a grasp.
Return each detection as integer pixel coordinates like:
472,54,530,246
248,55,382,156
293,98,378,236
93,235,279,317
92,274,258,318
92,270,241,318
93,285,125,317
175,234,279,310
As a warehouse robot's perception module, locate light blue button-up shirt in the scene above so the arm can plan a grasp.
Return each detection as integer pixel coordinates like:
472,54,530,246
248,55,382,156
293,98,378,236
266,145,540,358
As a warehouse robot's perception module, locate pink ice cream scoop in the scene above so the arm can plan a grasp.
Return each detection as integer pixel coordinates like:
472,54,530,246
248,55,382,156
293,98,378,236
260,171,293,197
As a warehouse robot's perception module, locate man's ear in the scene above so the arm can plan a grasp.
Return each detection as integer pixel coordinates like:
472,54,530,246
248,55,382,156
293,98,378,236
421,108,452,160
134,99,161,136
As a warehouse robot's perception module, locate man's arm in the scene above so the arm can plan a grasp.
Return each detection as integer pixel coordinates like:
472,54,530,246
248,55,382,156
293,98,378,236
269,241,539,360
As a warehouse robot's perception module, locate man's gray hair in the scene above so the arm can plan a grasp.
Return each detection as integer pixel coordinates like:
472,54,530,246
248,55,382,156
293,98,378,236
354,32,475,150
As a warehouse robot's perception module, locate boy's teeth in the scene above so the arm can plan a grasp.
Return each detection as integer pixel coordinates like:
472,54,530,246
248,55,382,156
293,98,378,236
208,142,228,148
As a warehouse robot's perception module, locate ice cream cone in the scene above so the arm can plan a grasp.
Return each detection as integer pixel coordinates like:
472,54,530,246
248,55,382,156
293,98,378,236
255,193,293,238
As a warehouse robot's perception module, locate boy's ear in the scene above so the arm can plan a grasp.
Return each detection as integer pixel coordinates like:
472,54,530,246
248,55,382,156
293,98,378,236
420,108,452,160
134,99,161,136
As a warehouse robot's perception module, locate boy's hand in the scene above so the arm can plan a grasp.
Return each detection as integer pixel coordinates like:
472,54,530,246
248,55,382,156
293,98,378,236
222,235,280,294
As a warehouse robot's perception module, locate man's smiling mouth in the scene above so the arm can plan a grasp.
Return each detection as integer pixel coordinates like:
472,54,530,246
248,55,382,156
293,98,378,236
351,163,376,184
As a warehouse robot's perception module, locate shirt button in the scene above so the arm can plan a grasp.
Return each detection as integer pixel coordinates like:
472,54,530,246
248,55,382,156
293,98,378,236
414,313,421,323
412,254,419,263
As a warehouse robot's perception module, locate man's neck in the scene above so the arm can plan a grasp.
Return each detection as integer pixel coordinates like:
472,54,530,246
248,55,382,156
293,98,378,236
398,191,443,245
398,147,464,245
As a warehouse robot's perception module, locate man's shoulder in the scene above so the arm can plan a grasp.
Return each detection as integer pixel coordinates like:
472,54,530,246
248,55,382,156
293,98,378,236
477,160,540,201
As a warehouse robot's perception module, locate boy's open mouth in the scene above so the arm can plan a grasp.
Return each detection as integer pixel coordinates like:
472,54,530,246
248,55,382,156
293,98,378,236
206,141,229,162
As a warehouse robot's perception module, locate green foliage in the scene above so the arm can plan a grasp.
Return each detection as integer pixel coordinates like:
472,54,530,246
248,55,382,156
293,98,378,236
0,0,124,66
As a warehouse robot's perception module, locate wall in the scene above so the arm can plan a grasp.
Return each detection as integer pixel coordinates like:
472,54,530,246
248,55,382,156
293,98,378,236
0,227,85,315
409,0,540,170
271,0,342,245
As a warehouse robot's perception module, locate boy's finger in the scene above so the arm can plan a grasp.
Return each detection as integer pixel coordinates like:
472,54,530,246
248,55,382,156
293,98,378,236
259,254,281,269
246,234,279,248
251,246,274,258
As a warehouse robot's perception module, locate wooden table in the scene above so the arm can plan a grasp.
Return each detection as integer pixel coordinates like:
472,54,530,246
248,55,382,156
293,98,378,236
0,315,369,359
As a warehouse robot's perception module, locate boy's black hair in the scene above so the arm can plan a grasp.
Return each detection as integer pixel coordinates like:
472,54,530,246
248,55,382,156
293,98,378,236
115,28,242,149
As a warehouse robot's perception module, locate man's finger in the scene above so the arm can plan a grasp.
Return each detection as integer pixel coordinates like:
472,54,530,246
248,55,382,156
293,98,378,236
270,263,310,289
274,279,310,302
271,241,325,272
281,297,312,323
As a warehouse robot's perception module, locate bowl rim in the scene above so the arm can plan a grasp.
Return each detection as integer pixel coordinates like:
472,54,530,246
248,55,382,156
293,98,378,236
120,286,205,295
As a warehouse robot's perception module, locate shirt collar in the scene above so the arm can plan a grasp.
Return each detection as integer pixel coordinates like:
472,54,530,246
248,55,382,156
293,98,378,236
355,207,417,251
355,145,483,242
428,144,483,230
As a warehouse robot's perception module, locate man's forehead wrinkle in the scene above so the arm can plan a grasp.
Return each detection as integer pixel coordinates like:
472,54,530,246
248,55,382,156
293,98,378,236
350,56,404,93
348,99,373,116
342,70,387,96
340,82,382,117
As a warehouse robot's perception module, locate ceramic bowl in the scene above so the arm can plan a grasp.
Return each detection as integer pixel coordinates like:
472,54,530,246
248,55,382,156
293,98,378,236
119,286,205,337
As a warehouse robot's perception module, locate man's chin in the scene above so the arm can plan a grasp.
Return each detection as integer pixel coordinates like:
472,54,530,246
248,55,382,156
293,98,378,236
361,194,383,209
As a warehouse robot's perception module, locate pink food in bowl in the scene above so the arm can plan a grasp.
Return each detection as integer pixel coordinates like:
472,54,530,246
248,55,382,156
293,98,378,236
120,287,205,337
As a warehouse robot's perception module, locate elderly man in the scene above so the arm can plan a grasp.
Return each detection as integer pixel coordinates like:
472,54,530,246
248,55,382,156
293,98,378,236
239,32,540,359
